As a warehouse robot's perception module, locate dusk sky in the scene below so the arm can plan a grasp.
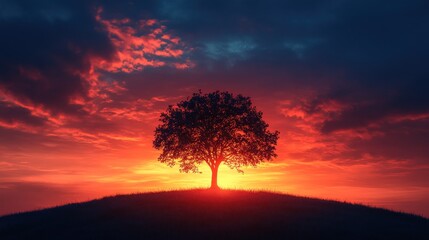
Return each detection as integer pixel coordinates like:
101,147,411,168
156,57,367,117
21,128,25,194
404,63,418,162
1,0,429,217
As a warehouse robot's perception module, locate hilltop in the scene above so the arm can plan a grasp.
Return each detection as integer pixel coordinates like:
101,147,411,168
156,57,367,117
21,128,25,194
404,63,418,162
0,189,427,239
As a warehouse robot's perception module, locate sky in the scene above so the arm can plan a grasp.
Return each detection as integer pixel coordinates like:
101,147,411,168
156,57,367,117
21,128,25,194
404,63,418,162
0,0,428,217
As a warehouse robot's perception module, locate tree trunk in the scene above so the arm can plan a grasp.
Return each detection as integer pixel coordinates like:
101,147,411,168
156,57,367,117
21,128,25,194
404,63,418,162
210,166,219,189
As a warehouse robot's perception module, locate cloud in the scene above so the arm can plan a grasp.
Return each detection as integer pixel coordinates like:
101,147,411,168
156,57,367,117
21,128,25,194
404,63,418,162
94,8,192,73
0,101,45,130
1,0,427,165
0,1,114,114
0,1,193,146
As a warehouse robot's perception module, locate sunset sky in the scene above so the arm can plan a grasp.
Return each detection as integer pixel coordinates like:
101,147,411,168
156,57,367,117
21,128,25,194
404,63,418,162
1,0,429,217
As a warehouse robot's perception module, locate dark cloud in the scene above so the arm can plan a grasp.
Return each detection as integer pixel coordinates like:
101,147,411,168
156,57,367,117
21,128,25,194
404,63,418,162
93,0,429,169
0,102,45,127
101,1,429,96
0,0,428,154
349,119,429,164
0,0,115,115
317,83,429,133
2,0,428,130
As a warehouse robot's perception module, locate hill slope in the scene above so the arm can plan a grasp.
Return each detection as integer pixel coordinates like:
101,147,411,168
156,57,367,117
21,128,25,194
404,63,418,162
0,190,427,240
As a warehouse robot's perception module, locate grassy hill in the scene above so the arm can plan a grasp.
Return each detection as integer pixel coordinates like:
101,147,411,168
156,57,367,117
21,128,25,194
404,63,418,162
0,189,427,239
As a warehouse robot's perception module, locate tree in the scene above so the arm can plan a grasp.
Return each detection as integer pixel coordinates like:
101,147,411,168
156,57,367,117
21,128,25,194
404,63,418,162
153,91,279,189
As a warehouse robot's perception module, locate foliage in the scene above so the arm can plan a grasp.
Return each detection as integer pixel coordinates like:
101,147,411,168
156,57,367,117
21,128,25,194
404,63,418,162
153,91,279,174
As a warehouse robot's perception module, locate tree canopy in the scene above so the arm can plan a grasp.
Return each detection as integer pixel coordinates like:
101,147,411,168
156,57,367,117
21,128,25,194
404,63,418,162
153,91,279,188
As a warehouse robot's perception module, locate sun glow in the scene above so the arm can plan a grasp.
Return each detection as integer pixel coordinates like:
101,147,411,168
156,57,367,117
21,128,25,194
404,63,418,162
126,161,285,191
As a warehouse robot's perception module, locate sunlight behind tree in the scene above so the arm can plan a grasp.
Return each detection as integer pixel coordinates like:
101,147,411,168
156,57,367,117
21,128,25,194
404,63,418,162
153,91,279,189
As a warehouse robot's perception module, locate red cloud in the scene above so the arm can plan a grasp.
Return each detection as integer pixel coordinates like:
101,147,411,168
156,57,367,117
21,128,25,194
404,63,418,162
94,8,193,73
0,8,195,148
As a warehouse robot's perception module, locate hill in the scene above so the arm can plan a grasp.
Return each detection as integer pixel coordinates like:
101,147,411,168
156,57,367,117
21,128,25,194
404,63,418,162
0,189,427,239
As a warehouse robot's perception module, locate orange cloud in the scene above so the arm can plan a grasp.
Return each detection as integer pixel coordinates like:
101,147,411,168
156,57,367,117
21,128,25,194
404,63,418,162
0,10,195,149
94,8,193,73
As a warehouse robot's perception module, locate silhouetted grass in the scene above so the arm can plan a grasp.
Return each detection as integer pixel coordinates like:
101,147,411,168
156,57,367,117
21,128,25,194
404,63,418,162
0,189,427,239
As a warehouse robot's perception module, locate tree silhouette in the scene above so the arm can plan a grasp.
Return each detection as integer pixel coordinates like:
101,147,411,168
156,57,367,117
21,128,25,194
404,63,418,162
153,91,279,189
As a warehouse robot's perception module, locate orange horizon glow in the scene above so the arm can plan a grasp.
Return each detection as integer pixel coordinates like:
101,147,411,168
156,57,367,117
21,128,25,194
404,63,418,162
1,125,428,218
